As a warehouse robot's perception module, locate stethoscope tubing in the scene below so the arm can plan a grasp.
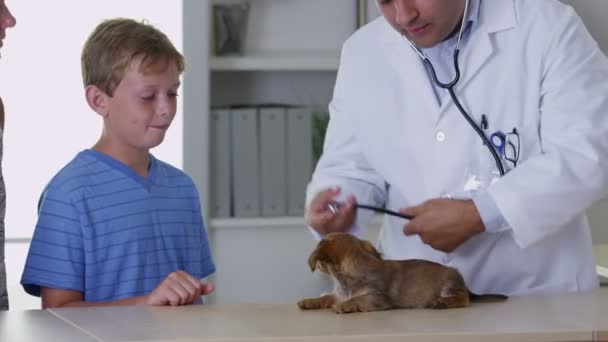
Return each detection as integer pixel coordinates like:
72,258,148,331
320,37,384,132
442,53,506,176
356,204,415,220
328,201,415,220
404,0,506,177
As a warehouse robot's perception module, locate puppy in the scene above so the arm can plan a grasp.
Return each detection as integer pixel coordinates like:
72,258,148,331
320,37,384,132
297,232,507,314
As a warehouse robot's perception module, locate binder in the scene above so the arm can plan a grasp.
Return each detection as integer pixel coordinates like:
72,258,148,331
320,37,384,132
210,107,231,218
286,107,313,216
259,106,287,217
231,106,261,217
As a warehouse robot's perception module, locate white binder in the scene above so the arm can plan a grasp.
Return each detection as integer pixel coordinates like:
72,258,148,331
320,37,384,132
259,106,287,217
286,107,313,216
231,106,261,217
210,107,231,218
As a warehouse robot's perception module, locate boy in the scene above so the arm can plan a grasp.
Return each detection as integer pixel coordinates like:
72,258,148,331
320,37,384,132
0,0,16,311
21,18,215,308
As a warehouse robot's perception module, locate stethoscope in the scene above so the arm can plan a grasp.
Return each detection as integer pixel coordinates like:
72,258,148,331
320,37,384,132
327,200,414,220
402,0,507,177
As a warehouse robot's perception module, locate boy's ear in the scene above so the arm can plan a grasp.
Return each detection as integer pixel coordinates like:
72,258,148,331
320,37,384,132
85,85,110,117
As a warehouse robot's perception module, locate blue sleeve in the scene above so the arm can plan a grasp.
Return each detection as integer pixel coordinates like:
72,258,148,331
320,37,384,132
472,190,510,233
21,186,85,296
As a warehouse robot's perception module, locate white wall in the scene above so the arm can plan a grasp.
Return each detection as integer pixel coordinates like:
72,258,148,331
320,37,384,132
0,1,183,240
561,0,608,53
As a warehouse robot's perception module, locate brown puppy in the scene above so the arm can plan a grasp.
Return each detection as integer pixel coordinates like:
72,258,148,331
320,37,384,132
298,233,507,313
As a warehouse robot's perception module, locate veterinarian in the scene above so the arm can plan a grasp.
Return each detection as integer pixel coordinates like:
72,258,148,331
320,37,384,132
0,0,16,311
306,0,608,296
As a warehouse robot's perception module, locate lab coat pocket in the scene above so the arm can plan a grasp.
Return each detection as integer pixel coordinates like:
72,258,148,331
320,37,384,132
462,120,541,196
461,136,503,197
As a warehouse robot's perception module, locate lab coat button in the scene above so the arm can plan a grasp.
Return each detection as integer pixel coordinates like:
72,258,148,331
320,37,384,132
436,131,446,142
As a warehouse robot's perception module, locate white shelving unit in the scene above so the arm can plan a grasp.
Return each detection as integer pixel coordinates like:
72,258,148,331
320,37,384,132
207,0,358,222
184,0,359,224
211,216,305,230
210,50,340,71
183,0,361,305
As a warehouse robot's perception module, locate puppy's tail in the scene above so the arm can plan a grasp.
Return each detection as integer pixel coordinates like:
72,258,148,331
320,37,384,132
468,291,508,303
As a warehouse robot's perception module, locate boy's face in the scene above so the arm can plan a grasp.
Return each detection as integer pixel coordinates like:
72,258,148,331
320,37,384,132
0,0,17,58
104,56,180,151
378,0,466,48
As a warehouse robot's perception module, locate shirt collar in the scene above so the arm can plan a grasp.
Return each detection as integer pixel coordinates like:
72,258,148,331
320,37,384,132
421,0,480,52
467,0,481,31
455,0,481,37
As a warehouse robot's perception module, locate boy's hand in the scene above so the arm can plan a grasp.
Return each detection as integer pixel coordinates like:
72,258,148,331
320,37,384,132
145,271,214,306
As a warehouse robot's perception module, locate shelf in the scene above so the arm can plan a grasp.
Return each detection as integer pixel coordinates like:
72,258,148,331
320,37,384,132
596,244,608,282
211,216,306,229
210,50,340,71
210,214,385,230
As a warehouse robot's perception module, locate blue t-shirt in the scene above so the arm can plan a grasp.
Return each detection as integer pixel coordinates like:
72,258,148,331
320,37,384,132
21,150,215,302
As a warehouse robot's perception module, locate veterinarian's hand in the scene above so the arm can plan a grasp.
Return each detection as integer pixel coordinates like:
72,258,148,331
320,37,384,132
400,199,484,253
145,271,215,306
306,187,357,236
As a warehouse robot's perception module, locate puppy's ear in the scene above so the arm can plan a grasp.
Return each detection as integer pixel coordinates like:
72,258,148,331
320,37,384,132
308,244,334,272
308,252,318,272
360,240,382,260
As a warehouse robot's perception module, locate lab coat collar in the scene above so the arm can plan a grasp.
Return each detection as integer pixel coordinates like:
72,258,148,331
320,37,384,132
478,0,516,34
457,0,516,92
381,0,516,121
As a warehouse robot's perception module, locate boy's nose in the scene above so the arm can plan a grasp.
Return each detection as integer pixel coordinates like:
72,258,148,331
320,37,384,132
159,107,170,117
157,98,174,117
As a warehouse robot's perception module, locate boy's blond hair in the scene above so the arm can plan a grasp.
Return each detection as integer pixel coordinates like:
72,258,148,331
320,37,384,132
81,18,184,96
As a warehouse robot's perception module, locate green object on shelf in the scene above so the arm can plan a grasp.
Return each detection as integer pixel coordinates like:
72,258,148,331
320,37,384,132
312,111,330,165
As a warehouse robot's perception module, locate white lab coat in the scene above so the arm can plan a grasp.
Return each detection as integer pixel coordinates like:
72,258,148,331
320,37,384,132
307,0,608,296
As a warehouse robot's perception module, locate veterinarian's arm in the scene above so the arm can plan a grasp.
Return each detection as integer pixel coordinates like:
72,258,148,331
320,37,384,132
306,39,387,239
485,7,608,248
41,271,214,308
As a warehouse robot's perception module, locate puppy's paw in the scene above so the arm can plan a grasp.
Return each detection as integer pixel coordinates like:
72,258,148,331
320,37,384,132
298,294,336,310
297,298,322,310
333,301,360,314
